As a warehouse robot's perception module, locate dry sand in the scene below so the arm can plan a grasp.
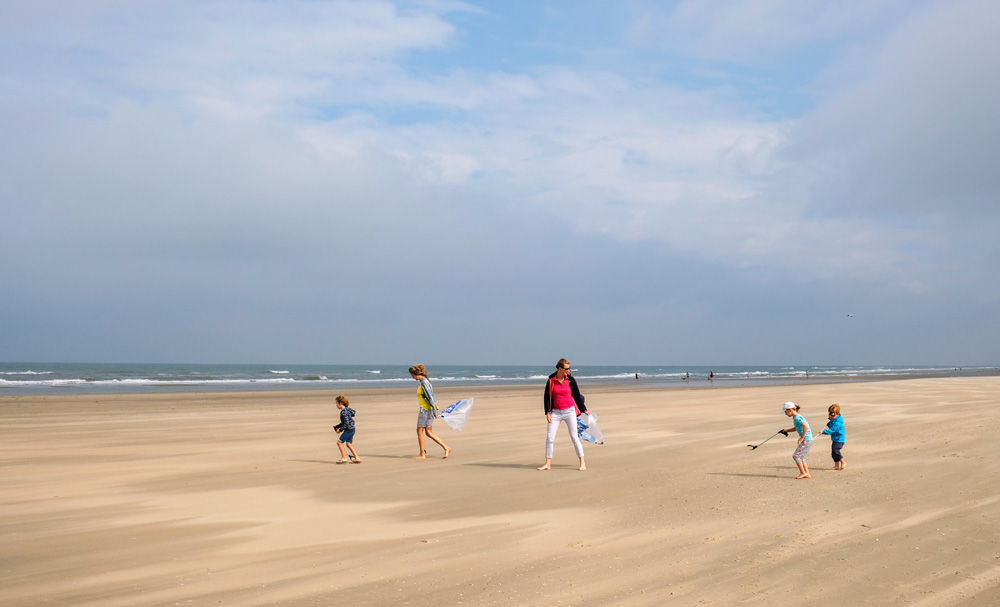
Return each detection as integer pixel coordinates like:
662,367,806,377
2,377,999,606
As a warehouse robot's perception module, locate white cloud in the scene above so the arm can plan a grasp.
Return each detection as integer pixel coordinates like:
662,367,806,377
2,0,998,364
625,0,925,65
1,1,465,120
787,0,1000,217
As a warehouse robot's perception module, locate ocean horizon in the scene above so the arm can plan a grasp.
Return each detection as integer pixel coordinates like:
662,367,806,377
1,362,997,396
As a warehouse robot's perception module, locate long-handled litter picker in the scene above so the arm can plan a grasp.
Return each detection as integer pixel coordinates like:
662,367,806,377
748,429,787,450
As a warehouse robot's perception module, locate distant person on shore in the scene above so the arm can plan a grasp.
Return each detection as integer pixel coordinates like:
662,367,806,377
539,358,590,471
333,395,360,464
409,364,451,460
781,401,813,479
819,404,846,470
709,371,714,380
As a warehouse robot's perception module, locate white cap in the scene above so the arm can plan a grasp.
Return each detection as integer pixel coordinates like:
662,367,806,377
782,401,797,411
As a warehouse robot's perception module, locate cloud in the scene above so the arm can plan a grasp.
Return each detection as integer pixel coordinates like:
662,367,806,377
786,0,1000,218
1,0,998,365
625,0,924,65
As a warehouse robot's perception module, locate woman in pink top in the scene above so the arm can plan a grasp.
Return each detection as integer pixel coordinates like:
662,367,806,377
538,358,591,471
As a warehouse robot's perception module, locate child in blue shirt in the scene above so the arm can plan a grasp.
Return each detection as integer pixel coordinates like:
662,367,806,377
781,401,813,479
334,395,361,464
819,403,846,470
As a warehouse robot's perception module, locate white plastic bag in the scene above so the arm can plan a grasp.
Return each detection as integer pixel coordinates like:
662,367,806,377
577,412,603,444
439,397,474,431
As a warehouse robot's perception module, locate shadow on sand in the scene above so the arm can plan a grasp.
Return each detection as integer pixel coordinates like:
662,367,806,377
707,471,790,480
463,462,567,470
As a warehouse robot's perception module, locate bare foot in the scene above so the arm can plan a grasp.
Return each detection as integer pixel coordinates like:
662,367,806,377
840,461,847,469
829,465,839,470
537,465,551,471
579,464,587,471
413,455,426,460
796,473,810,479
443,447,452,459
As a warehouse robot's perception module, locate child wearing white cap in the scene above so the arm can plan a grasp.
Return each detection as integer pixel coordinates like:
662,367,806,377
781,401,813,479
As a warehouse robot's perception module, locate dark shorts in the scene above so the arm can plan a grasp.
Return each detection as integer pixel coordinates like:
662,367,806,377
339,429,356,444
831,441,844,462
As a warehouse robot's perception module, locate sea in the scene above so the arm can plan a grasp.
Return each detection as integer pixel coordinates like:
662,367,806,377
1,362,996,396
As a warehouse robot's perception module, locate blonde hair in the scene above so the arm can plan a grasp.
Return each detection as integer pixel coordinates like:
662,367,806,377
408,364,429,378
335,395,349,406
828,403,840,415
556,358,571,370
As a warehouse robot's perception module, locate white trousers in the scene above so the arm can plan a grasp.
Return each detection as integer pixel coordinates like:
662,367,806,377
545,407,584,459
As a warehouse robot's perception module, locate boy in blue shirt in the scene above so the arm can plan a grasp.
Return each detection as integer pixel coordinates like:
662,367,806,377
819,404,846,470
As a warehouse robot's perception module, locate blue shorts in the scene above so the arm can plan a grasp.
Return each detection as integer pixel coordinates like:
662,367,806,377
417,408,435,428
338,429,355,444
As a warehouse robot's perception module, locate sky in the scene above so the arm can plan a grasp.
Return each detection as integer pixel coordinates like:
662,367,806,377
2,0,998,366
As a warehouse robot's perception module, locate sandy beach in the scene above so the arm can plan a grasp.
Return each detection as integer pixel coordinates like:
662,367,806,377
2,377,999,606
